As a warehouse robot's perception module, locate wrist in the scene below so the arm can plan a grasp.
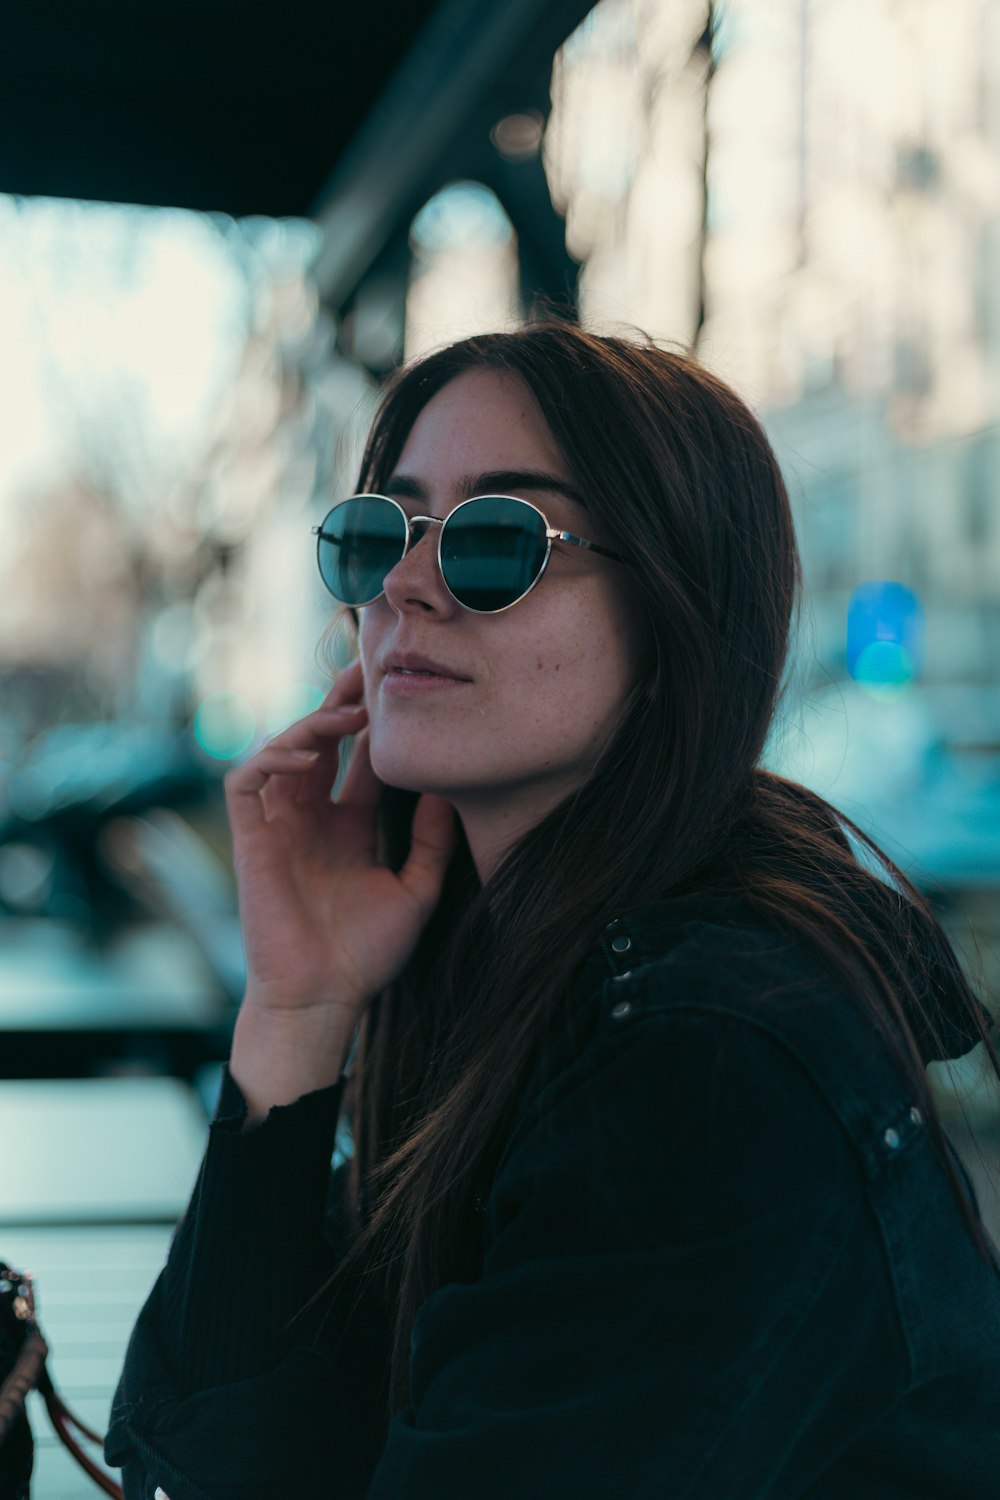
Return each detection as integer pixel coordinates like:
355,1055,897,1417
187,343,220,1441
230,1002,359,1126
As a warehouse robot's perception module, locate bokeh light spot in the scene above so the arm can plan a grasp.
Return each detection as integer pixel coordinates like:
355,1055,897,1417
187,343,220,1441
193,691,257,760
847,581,924,701
410,182,513,254
853,641,916,701
491,111,545,161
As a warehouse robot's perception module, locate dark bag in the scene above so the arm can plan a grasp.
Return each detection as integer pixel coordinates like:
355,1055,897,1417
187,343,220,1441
0,1261,123,1499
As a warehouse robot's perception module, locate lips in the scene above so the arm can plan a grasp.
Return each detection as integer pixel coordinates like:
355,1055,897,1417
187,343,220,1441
383,650,471,681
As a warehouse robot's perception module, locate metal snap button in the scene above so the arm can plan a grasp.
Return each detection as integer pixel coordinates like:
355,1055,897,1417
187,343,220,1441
910,1106,923,1126
611,1000,632,1020
610,934,632,953
884,1127,900,1149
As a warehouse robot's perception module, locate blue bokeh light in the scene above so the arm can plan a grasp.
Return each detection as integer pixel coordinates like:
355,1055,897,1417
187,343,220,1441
847,582,925,701
193,691,257,761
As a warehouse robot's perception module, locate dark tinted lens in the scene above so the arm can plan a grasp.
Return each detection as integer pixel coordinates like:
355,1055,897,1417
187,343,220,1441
316,496,406,605
441,496,548,611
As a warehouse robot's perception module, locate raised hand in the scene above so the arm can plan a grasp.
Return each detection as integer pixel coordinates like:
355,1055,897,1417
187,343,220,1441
222,659,458,1120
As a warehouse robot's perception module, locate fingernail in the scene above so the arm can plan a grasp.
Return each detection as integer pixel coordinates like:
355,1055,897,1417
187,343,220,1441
340,703,367,714
291,750,321,760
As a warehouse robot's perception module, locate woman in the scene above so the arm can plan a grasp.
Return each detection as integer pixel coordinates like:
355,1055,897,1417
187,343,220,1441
106,322,1000,1499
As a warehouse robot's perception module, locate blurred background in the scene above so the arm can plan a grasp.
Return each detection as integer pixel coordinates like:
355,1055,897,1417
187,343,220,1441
1,0,999,1488
2,0,997,1107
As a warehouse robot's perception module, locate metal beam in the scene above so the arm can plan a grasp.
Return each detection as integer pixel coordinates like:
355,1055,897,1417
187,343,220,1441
309,0,597,311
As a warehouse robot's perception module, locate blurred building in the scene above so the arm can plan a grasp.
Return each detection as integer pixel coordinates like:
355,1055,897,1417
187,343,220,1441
536,0,1000,691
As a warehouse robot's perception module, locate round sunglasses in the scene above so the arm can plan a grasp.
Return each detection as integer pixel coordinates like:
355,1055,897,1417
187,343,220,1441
311,493,627,614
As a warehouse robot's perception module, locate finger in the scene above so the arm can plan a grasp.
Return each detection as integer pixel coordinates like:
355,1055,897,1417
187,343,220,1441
225,679,369,835
275,702,368,746
336,724,385,815
310,725,380,862
225,748,326,834
260,690,365,757
249,704,368,807
397,794,460,918
291,708,369,805
225,703,363,811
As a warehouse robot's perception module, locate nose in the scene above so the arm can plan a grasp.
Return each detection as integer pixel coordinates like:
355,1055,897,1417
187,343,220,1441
381,516,459,616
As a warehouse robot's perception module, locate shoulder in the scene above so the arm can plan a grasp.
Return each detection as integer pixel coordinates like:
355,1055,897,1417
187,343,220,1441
595,891,922,1161
498,892,908,1210
566,889,859,1076
508,893,853,1154
598,890,837,998
490,919,865,1264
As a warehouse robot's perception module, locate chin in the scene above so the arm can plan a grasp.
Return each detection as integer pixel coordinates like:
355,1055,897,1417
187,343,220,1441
370,743,450,795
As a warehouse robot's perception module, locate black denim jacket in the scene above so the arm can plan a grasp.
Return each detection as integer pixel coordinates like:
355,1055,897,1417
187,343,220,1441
105,892,1000,1499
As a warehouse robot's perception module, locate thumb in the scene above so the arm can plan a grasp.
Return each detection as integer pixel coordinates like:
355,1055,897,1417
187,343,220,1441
397,794,460,917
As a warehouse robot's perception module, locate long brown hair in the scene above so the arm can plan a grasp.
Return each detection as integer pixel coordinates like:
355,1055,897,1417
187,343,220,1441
313,321,999,1421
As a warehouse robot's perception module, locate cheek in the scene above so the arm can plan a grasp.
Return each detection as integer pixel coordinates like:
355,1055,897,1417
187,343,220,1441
506,624,634,725
544,593,639,680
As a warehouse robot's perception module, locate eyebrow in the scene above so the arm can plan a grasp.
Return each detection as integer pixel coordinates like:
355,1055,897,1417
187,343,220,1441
382,469,590,511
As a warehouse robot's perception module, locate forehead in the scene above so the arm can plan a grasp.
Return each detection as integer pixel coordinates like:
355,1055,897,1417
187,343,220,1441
394,368,568,478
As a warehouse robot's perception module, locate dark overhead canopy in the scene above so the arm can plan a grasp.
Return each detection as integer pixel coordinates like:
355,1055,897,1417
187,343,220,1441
4,0,598,316
4,0,442,219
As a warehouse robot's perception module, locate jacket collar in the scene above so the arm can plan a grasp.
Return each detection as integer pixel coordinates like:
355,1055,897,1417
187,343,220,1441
593,890,991,1065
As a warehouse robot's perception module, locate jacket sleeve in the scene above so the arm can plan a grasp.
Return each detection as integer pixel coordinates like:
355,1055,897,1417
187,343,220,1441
104,1065,391,1500
365,1005,910,1500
